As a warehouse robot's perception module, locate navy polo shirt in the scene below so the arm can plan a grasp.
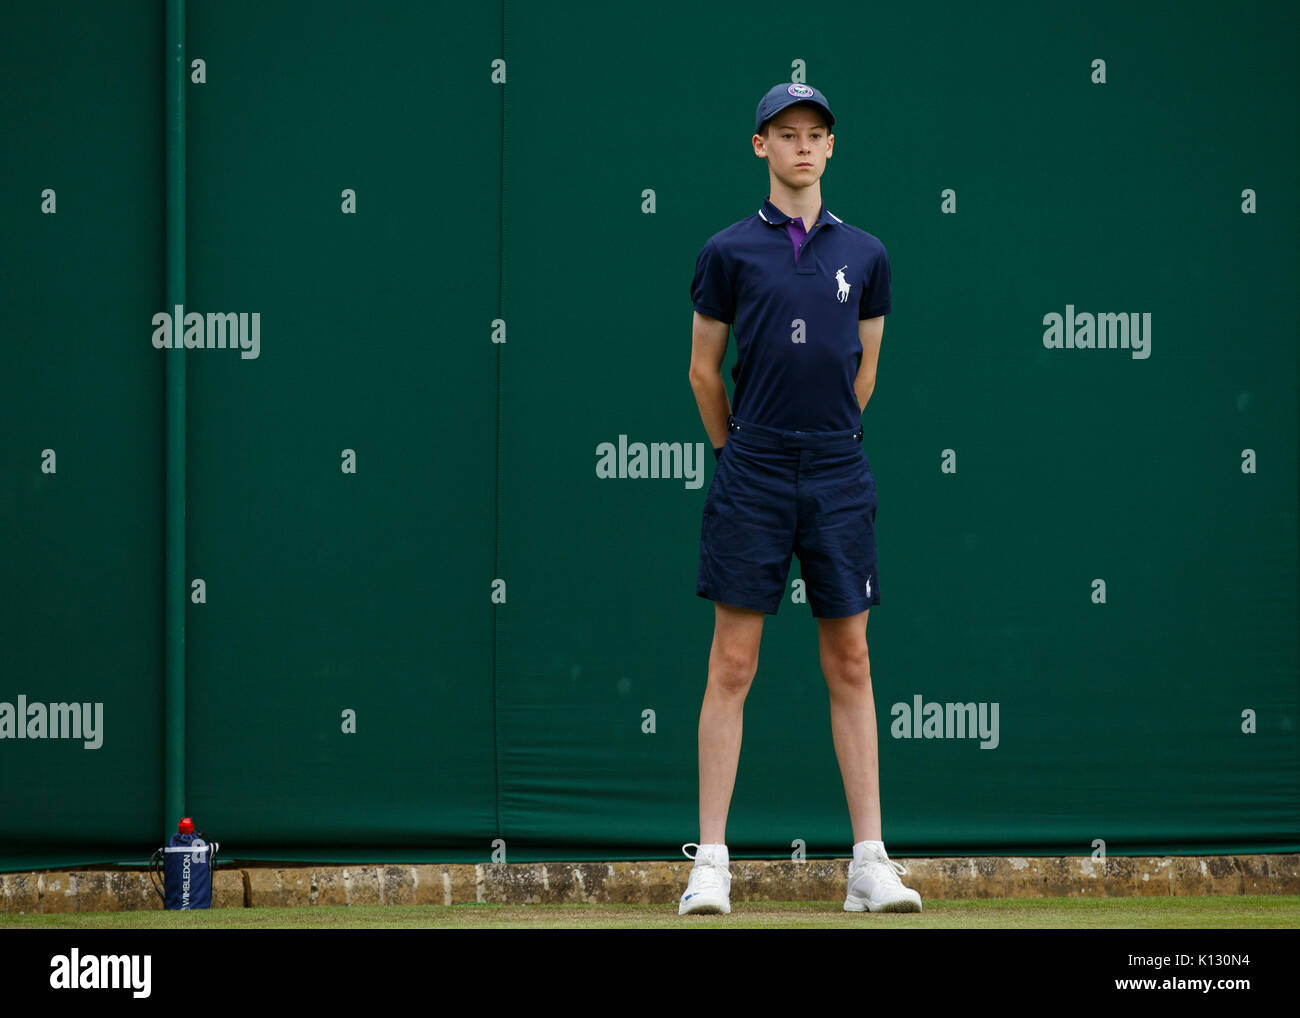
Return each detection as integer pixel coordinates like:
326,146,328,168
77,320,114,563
690,197,891,432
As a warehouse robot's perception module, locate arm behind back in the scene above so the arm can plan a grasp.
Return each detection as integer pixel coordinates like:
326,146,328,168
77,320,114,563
688,311,731,450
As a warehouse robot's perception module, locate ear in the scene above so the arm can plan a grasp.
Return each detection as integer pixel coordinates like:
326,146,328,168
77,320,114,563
752,132,766,159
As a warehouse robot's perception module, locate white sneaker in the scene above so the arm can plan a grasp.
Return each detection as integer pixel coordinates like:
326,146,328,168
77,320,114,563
678,843,732,915
844,843,922,913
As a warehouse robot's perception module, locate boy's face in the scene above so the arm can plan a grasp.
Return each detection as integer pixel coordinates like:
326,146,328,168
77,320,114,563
753,105,834,191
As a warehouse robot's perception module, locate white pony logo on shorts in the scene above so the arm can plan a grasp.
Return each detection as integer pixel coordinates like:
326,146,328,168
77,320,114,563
788,84,814,97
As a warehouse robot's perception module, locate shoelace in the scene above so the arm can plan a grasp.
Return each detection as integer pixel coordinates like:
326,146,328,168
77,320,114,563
681,842,732,885
855,855,908,887
880,858,909,882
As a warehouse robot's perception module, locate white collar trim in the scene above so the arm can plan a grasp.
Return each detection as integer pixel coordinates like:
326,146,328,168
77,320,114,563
759,206,840,225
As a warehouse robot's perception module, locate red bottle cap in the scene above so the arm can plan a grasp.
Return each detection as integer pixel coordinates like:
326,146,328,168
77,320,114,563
178,817,195,834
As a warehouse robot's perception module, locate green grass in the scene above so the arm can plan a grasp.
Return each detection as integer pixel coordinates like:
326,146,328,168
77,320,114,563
3,896,1298,929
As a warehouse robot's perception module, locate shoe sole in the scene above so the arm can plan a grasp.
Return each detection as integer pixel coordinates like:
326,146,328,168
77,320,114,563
679,898,731,915
844,894,922,913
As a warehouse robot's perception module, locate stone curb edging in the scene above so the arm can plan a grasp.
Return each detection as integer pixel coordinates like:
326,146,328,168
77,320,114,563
2,855,1296,913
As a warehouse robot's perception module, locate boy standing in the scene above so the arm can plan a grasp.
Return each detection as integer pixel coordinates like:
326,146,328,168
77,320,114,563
680,82,921,915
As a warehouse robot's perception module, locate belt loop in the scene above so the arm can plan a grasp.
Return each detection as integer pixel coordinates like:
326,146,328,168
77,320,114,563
727,414,738,432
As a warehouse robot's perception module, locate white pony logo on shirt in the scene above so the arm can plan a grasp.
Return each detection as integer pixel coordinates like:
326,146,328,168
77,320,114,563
835,266,852,303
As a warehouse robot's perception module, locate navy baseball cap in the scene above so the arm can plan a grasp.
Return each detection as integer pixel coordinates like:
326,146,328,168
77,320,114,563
755,82,835,134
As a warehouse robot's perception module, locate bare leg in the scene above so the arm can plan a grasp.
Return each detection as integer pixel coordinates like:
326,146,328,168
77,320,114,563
697,602,765,844
817,609,882,844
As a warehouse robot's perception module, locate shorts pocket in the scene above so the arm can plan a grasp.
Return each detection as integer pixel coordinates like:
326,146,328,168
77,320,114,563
861,456,878,519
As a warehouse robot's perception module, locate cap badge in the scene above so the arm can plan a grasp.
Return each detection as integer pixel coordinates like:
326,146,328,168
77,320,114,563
788,84,814,97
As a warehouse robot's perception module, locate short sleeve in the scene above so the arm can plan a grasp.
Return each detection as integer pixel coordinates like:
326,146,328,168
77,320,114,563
690,239,736,324
859,243,892,319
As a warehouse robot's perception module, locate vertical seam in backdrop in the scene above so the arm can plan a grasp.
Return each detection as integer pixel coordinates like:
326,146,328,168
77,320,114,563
491,0,508,844
163,0,187,842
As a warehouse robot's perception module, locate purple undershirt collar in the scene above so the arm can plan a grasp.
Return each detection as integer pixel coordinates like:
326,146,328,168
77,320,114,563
785,217,809,259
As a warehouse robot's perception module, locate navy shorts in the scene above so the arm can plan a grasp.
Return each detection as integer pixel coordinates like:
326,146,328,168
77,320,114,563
697,413,880,619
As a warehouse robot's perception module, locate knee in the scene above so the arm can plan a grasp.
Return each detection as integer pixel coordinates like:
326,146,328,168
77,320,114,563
708,644,759,696
822,640,871,690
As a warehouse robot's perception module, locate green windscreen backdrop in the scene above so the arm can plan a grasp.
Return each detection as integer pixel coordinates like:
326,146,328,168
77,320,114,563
2,1,1296,871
